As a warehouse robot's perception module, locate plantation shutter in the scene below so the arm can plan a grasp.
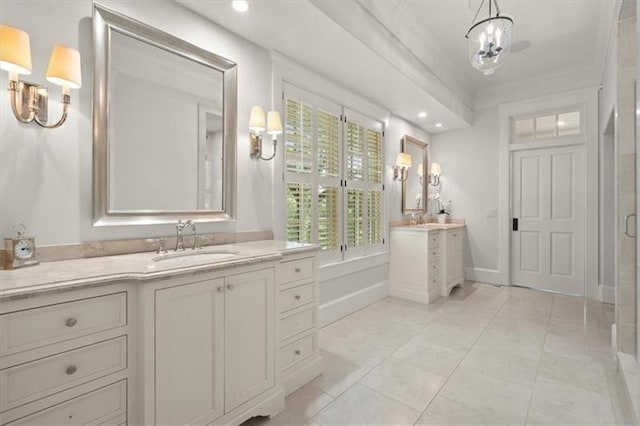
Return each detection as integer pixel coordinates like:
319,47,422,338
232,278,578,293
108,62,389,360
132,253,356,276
284,83,385,264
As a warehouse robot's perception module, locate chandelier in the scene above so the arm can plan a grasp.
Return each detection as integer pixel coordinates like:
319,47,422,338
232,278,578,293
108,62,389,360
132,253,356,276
465,0,513,75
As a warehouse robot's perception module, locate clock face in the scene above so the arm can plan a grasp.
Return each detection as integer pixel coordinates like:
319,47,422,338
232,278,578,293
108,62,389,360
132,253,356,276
14,239,35,260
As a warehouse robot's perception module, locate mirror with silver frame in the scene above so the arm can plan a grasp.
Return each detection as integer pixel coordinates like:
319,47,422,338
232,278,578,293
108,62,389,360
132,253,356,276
93,4,237,226
401,135,429,215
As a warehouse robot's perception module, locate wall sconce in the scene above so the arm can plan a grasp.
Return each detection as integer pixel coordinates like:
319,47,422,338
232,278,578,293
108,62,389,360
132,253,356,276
393,152,412,181
0,25,82,129
429,162,442,186
249,105,282,161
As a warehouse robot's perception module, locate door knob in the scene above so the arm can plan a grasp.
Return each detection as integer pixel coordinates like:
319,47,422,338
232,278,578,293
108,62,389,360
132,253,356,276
217,286,224,293
227,284,234,291
65,318,77,327
66,365,77,375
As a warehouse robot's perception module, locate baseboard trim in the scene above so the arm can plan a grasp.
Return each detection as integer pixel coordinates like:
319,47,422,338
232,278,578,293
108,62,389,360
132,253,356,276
389,286,440,304
319,281,388,327
465,267,503,285
601,285,615,304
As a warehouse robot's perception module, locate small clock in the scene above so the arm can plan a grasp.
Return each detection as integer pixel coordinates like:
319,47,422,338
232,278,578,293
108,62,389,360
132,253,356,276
4,223,39,269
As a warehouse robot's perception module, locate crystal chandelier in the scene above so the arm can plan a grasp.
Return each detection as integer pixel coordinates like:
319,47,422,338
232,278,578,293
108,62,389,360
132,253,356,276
465,0,513,75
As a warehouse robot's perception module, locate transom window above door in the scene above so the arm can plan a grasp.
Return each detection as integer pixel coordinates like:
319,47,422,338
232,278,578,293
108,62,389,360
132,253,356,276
513,110,581,142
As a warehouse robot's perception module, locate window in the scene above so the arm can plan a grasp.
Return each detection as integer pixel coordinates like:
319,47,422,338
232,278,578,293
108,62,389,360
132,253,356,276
513,110,581,142
284,83,385,263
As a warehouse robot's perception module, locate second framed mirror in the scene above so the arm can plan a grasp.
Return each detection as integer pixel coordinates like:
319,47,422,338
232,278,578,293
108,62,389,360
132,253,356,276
402,135,429,215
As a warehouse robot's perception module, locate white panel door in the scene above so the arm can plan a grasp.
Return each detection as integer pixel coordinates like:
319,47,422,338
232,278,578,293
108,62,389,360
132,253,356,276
224,269,275,412
155,279,225,425
511,145,585,295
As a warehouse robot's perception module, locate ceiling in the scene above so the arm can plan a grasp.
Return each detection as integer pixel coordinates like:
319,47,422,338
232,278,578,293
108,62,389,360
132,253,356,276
177,0,617,132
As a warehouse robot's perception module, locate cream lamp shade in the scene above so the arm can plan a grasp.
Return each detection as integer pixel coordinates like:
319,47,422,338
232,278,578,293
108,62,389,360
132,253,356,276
266,110,282,136
249,105,266,132
396,153,412,168
0,25,32,75
430,162,442,176
417,164,424,177
45,45,82,89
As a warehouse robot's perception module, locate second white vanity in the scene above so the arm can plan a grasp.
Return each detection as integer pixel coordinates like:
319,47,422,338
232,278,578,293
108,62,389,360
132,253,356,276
0,241,322,426
389,223,466,304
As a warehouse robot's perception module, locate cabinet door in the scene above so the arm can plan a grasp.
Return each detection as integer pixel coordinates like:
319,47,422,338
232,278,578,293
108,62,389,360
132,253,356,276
155,279,224,425
224,269,275,412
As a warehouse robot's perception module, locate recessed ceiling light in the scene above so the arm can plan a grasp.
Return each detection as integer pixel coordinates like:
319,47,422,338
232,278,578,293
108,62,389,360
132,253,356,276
418,112,427,118
434,123,444,128
232,0,249,12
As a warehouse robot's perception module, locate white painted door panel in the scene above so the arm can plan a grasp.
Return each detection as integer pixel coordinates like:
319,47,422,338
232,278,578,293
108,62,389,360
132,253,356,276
512,146,585,295
224,269,275,412
155,279,224,425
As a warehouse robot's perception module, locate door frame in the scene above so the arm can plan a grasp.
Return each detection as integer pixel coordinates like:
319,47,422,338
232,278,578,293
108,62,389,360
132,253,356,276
498,86,600,298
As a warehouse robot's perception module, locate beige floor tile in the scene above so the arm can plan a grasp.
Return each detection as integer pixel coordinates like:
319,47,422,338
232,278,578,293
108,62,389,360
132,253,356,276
440,366,532,424
475,328,544,361
359,356,448,411
543,333,616,366
416,322,484,352
310,350,373,397
460,345,539,387
495,302,552,324
526,376,615,425
416,395,507,425
537,351,610,395
546,320,612,349
392,336,467,377
312,383,421,425
319,328,408,367
488,317,548,341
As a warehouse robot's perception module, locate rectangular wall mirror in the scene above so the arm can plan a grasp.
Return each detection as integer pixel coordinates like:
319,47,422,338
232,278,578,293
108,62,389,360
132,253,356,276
402,135,429,215
93,4,237,226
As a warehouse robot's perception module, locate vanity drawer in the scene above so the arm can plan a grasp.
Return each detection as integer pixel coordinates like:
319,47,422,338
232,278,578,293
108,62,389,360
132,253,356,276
428,232,441,248
1,336,127,412
6,380,127,425
1,293,127,357
280,308,315,341
428,260,440,278
280,334,314,371
428,246,441,259
279,257,315,285
279,283,314,313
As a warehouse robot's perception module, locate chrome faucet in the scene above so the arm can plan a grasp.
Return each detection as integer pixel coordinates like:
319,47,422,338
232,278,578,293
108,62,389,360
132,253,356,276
175,220,197,251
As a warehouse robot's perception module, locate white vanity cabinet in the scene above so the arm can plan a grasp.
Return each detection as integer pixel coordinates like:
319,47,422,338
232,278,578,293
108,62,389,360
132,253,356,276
277,253,323,395
389,225,466,303
148,267,279,426
0,284,134,426
443,228,466,296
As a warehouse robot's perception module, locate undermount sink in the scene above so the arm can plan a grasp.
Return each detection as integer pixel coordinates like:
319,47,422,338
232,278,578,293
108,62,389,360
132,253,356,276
152,249,239,263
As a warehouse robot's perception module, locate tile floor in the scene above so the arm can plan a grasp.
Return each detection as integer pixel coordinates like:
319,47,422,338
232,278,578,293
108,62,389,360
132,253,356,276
244,282,636,425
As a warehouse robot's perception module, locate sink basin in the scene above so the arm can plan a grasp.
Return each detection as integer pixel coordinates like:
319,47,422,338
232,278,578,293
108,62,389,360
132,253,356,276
152,249,239,263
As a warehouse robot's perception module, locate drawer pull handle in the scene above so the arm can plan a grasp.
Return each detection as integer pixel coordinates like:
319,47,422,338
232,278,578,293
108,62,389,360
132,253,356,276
294,267,301,273
217,286,224,293
294,295,302,300
66,365,77,375
227,284,235,291
65,318,77,327
294,349,301,355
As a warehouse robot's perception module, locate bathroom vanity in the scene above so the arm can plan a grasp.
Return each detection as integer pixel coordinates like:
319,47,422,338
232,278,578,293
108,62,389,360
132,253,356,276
0,241,322,426
389,224,466,304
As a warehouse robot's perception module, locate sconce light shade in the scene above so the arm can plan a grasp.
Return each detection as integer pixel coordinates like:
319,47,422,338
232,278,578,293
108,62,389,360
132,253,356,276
396,153,412,168
431,162,442,176
45,45,82,89
417,164,424,177
249,105,266,132
266,110,282,136
0,25,32,75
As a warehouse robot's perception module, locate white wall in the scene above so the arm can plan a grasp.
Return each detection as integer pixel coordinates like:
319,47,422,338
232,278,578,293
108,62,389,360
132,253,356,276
431,108,501,282
0,0,272,245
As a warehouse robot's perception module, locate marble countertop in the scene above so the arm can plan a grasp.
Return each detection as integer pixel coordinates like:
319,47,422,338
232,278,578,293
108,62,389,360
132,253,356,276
0,240,318,299
390,223,466,232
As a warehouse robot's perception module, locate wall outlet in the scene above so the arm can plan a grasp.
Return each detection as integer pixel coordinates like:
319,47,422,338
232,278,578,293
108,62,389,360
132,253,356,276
486,209,498,218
